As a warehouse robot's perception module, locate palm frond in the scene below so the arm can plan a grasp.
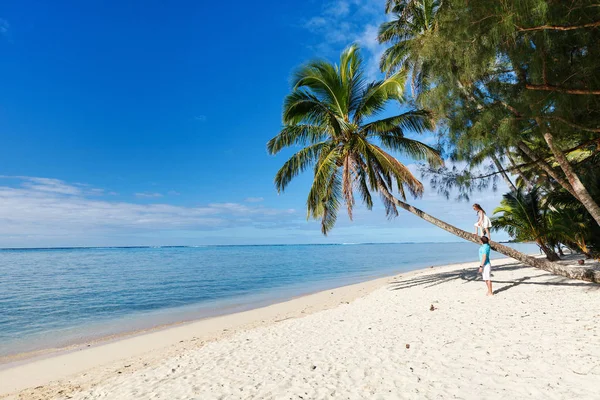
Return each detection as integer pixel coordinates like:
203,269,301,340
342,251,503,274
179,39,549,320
283,91,345,136
274,142,333,193
362,110,433,135
293,59,346,116
379,136,442,167
267,124,329,154
369,143,424,198
353,69,408,122
379,41,412,76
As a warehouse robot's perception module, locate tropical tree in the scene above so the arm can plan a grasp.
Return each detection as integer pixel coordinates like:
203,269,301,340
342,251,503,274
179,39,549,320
491,187,560,261
547,168,600,258
548,208,593,258
268,45,600,282
378,0,440,94
405,0,600,226
268,45,441,234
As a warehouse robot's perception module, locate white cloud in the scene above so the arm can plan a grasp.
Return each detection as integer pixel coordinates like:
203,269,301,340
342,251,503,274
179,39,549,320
300,0,387,79
21,177,82,195
324,0,351,17
304,16,328,30
193,115,207,122
135,192,163,198
0,177,300,246
244,197,264,203
0,18,9,36
0,170,513,247
357,24,385,79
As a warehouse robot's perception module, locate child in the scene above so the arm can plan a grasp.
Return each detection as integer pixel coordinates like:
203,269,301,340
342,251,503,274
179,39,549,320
473,203,492,239
479,236,493,296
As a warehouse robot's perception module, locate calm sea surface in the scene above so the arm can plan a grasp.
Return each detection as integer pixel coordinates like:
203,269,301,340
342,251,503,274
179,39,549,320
0,243,538,357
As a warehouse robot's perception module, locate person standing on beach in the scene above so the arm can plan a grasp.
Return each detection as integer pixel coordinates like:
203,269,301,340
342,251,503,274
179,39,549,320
479,236,493,296
473,203,492,239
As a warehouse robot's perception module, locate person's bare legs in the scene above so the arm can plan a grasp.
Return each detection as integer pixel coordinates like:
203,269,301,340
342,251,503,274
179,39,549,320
485,280,493,296
484,227,491,240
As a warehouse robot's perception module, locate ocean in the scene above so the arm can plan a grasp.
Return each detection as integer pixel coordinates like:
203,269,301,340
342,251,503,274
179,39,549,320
0,242,538,357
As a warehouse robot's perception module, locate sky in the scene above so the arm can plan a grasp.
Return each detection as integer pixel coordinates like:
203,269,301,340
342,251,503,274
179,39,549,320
0,0,512,247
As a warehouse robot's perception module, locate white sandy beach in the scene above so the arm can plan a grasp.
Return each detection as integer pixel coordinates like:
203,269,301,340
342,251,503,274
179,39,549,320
1,257,599,399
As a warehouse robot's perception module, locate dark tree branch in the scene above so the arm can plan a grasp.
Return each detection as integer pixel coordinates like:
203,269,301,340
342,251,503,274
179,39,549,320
433,138,600,182
525,83,600,95
516,21,600,32
542,116,600,133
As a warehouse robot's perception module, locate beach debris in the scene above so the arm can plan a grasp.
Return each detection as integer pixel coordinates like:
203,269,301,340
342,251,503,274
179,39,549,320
311,365,317,370
578,259,585,265
406,344,410,349
430,304,436,311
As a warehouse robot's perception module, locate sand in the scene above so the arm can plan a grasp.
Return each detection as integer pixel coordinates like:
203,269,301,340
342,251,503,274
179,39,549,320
1,258,599,399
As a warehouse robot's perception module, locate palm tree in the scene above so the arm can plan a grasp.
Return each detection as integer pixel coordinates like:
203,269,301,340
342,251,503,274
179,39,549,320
548,208,593,258
268,45,441,234
547,169,600,258
268,45,599,283
378,0,440,94
491,187,560,261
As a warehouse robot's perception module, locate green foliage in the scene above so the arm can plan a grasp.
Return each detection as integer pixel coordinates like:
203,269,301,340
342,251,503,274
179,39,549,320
492,187,548,243
379,0,600,251
491,187,560,260
268,45,442,234
382,0,600,194
546,168,600,257
379,0,441,94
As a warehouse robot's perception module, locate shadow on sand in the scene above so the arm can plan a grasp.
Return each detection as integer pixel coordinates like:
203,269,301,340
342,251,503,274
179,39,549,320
389,262,599,295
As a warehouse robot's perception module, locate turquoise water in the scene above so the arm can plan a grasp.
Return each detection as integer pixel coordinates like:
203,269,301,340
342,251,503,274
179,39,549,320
0,243,537,357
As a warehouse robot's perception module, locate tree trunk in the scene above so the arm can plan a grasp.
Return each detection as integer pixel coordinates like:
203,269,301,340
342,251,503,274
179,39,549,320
536,239,560,261
490,154,517,192
506,151,533,189
537,119,600,227
517,141,578,198
390,197,600,283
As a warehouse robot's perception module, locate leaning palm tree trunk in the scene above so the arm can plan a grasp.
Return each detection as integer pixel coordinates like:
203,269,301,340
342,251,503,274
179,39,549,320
517,141,577,197
506,151,533,189
388,196,600,283
490,154,517,192
536,119,600,227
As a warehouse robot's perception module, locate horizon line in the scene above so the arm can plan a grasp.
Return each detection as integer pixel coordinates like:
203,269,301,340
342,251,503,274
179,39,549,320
0,241,522,251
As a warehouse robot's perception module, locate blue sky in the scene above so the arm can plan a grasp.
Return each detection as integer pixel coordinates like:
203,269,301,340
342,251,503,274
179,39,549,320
0,0,511,247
